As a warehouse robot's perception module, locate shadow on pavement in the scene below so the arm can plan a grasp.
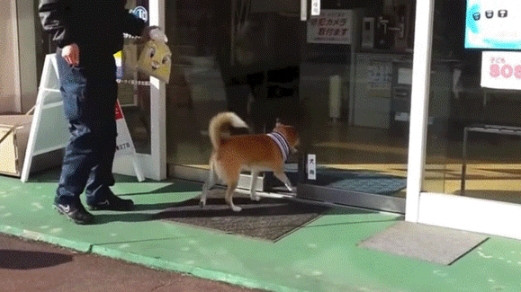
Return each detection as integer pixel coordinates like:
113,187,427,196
0,250,72,269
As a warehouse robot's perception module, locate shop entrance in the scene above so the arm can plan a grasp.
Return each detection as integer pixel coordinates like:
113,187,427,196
165,0,412,213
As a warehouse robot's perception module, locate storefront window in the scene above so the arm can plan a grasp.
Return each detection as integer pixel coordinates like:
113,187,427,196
164,0,227,166
425,0,521,205
165,0,302,167
165,0,414,212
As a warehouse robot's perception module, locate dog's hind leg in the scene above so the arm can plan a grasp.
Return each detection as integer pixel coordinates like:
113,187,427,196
225,181,241,212
200,162,217,208
273,170,295,193
249,170,260,201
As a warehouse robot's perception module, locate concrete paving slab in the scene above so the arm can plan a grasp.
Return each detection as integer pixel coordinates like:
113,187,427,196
359,221,489,265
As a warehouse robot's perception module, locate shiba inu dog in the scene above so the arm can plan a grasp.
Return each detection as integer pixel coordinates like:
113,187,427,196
200,112,299,212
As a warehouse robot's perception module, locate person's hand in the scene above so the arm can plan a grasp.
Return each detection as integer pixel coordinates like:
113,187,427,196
141,26,168,43
62,43,80,66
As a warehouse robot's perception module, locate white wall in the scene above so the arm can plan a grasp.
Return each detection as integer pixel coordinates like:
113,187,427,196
17,0,38,113
0,1,21,113
418,193,521,240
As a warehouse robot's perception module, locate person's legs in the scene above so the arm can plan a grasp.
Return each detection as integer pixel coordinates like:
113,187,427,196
55,51,134,221
83,78,134,211
54,51,96,224
78,55,134,211
84,79,117,201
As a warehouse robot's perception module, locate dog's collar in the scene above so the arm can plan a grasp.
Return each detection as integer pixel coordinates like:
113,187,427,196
267,131,290,161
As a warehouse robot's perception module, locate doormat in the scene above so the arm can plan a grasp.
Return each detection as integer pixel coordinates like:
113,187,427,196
154,193,329,242
281,168,407,195
319,170,406,195
358,221,488,265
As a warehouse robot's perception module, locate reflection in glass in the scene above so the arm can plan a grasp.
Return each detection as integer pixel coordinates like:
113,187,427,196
165,0,300,168
425,0,521,205
164,0,411,202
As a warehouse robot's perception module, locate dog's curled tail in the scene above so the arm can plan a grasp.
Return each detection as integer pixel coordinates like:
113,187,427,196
208,112,248,149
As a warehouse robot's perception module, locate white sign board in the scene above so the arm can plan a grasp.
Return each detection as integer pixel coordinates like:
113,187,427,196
465,0,521,49
307,9,353,44
481,51,521,90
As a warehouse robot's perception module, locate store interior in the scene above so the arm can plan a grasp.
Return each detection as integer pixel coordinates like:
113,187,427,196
115,0,521,206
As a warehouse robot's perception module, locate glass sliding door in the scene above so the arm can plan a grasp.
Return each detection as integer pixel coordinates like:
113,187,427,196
296,1,416,213
165,0,413,214
165,0,302,186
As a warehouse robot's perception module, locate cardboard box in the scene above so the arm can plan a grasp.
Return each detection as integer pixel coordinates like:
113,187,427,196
0,115,32,177
0,115,63,178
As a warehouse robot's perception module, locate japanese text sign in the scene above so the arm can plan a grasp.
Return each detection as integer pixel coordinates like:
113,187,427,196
307,9,352,44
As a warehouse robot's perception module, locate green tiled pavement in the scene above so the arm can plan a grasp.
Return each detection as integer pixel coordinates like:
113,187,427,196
1,169,521,292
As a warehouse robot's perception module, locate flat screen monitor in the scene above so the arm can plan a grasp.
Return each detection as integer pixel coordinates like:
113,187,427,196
465,0,521,50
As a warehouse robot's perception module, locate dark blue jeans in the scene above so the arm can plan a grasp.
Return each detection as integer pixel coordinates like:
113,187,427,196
55,50,118,205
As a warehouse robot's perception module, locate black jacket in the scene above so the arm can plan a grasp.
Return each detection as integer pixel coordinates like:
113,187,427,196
39,0,145,55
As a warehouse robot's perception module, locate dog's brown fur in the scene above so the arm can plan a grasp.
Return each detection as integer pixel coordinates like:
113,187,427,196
200,112,299,211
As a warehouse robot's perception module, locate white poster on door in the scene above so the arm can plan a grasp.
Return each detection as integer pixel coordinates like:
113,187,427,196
367,61,392,91
307,9,353,44
481,51,521,90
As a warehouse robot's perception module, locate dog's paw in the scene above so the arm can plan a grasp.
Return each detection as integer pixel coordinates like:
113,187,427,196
250,192,261,201
231,205,242,212
199,199,206,208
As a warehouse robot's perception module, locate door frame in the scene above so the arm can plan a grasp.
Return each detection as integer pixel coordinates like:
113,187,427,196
113,0,167,181
297,184,405,213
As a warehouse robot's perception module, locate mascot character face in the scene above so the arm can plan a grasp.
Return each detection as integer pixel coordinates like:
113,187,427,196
138,40,172,83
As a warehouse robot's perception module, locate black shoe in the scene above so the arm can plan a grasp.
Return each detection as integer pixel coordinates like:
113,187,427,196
88,193,134,211
54,201,94,225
